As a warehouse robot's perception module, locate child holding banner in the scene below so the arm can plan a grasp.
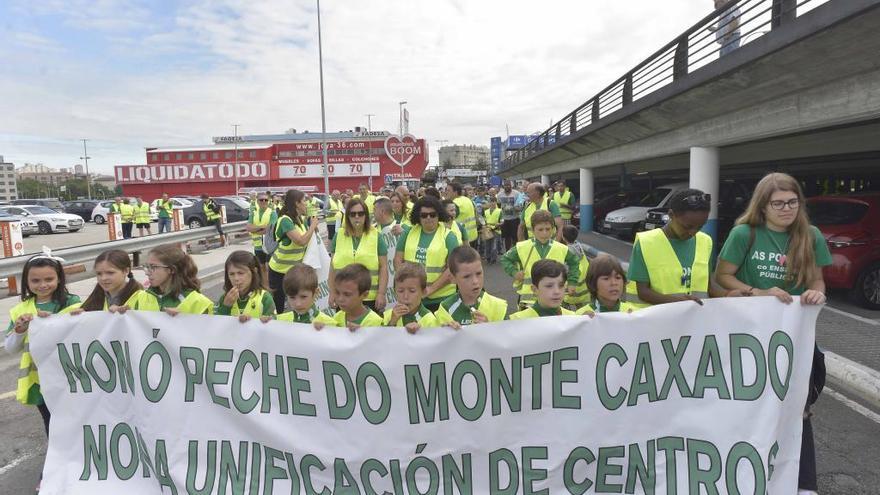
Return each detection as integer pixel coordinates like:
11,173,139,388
5,251,80,447
142,244,214,315
215,251,275,322
74,249,155,313
318,264,383,331
435,246,508,328
509,259,576,319
383,262,439,333
575,254,639,315
276,264,335,325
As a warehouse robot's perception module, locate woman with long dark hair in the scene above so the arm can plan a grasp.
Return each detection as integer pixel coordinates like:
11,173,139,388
268,189,319,312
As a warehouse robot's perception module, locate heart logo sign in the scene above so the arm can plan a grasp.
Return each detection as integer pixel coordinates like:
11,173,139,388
384,134,420,168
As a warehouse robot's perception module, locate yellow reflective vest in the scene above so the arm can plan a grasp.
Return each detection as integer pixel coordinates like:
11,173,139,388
120,203,135,223
249,207,273,250
203,201,221,222
135,202,151,224
484,207,502,233
333,229,381,301
268,216,308,273
553,190,574,220
403,224,456,300
453,196,478,241
509,306,575,320
625,229,713,308
230,289,269,318
434,291,508,325
564,252,591,308
513,239,569,305
523,196,554,239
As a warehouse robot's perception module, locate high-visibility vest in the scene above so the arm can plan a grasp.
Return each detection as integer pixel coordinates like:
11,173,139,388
143,290,214,314
268,216,308,273
277,309,336,325
553,190,574,220
120,203,135,223
306,198,320,218
382,307,439,328
403,224,456,300
228,289,269,318
564,253,591,308
447,222,464,243
328,197,344,221
576,300,640,315
523,196,555,239
484,208,502,230
203,201,220,222
453,196,478,241
157,199,173,218
509,306,575,320
333,229,381,301
434,291,508,325
65,289,156,312
10,297,78,405
514,239,569,305
249,207,273,249
110,203,122,214
135,203,151,223
624,229,712,308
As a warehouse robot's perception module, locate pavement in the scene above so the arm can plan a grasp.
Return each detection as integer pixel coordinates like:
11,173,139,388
1,233,879,492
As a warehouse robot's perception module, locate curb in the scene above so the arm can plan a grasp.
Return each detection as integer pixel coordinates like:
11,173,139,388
825,351,880,410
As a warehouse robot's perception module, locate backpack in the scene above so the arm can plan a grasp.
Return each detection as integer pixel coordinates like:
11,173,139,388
261,216,281,256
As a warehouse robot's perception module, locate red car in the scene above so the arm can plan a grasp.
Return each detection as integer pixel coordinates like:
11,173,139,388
807,194,880,309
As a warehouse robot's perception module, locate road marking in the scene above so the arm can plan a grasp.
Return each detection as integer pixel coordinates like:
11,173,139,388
825,387,880,425
0,390,15,401
0,452,37,476
822,304,880,326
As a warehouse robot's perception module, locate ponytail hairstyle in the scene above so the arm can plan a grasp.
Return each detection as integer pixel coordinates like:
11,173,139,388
81,249,143,311
21,253,69,308
148,244,201,298
736,172,816,289
283,189,306,228
223,250,263,296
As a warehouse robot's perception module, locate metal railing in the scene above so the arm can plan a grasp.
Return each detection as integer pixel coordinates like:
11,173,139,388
0,221,248,282
500,0,830,170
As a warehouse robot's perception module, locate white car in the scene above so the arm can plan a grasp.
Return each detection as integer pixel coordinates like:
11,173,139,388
602,182,690,239
91,200,178,224
0,205,84,234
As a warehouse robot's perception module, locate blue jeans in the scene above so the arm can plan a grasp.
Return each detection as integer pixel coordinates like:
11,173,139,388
158,217,172,233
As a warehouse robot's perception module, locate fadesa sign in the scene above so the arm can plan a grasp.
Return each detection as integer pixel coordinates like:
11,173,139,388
115,162,269,184
384,134,422,168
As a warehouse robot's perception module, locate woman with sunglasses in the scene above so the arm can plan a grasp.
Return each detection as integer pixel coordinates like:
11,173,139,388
393,196,460,312
625,188,737,307
715,172,830,495
246,193,278,283
329,198,389,312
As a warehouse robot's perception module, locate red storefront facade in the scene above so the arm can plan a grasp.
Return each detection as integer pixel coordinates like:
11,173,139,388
116,131,429,200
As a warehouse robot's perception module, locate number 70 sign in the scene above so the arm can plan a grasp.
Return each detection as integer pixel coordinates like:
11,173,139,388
278,163,379,179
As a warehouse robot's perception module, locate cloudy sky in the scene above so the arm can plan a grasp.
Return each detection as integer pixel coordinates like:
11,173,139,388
0,0,714,174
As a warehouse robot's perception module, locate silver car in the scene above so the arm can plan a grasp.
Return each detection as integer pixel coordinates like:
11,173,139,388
0,211,39,237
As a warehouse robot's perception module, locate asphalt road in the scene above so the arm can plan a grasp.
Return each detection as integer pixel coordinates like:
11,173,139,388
21,222,130,255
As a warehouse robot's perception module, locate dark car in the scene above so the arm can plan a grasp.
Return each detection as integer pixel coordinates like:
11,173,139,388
63,200,101,221
12,198,65,212
182,197,251,228
808,194,880,309
593,190,648,232
642,181,752,245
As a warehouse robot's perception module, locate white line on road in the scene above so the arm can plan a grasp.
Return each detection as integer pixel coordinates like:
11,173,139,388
825,387,880,425
0,451,38,477
0,390,14,401
822,304,880,326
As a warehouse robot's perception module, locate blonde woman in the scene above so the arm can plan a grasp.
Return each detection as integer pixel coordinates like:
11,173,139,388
715,172,831,495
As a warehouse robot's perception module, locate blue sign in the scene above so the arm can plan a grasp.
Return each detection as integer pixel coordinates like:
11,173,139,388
384,174,393,183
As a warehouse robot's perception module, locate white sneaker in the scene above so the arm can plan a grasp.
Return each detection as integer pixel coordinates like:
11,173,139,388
798,490,818,495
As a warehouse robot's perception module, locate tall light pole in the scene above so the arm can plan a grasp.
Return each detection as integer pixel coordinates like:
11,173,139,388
80,139,92,199
364,113,374,132
398,101,407,136
232,124,240,196
317,0,330,214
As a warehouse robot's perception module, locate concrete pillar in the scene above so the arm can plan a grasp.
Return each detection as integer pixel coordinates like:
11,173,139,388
579,168,594,232
540,174,550,186
689,146,720,243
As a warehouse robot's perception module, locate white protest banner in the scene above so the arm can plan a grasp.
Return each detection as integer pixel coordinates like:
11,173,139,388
29,297,818,494
302,234,332,311
380,223,399,306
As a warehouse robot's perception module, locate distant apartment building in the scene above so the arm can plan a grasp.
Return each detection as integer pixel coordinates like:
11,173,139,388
438,145,490,168
0,156,18,201
15,162,73,185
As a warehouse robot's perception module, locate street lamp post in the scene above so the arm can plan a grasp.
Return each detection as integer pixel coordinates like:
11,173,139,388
398,101,407,136
80,139,92,199
232,124,240,196
317,0,330,215
364,113,374,132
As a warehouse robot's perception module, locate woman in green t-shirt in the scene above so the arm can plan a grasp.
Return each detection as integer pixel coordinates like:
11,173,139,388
715,172,831,494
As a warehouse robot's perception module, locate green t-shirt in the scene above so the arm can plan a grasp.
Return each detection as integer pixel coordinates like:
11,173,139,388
437,290,489,325
330,230,388,257
275,216,301,247
396,225,460,266
719,224,832,295
215,290,276,316
332,308,383,327
499,240,581,285
157,200,173,219
6,294,81,333
627,235,715,285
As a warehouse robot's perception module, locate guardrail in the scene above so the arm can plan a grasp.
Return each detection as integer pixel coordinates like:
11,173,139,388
500,0,829,170
0,221,248,283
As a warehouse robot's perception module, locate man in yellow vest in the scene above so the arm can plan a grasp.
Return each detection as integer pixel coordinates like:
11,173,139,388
501,210,581,308
134,197,152,237
201,193,226,247
156,193,174,233
327,189,344,240
356,183,376,215
625,189,734,307
518,182,564,242
482,195,503,264
553,180,576,225
119,197,135,239
447,182,479,249
247,192,277,280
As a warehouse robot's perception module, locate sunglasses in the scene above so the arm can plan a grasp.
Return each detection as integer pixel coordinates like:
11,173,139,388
349,211,366,217
681,193,711,208
420,211,438,219
258,198,268,202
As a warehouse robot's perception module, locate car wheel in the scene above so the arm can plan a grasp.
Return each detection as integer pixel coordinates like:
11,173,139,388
853,262,880,310
94,215,105,224
38,221,52,235
629,222,644,241
188,218,204,229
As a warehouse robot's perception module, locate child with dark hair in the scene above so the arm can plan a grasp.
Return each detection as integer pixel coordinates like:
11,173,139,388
143,244,214,315
76,249,153,312
277,264,335,325
576,254,639,315
216,250,275,322
383,263,438,333
435,246,508,328
561,224,591,310
509,259,576,319
322,264,383,330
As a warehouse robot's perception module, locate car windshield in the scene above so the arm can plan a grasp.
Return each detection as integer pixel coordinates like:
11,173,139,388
808,201,869,225
25,206,59,215
225,198,250,209
174,198,193,207
636,188,672,207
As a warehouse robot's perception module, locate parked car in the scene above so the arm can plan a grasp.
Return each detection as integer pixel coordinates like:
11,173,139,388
91,200,160,224
0,205,84,234
0,210,39,237
808,194,880,309
62,200,102,221
602,182,690,239
592,190,649,232
642,180,752,244
150,197,194,215
11,198,65,212
182,197,251,228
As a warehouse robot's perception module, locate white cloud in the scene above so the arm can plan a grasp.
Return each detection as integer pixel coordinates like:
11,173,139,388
0,0,712,173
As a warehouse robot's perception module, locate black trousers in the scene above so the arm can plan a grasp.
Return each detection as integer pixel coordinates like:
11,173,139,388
502,218,520,251
799,417,817,490
269,268,287,314
37,402,50,436
327,224,336,243
122,223,133,239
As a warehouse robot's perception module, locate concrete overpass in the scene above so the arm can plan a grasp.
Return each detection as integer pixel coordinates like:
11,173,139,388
499,0,880,238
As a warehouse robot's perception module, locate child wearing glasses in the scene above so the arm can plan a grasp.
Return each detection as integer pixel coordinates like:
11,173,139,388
143,244,214,315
